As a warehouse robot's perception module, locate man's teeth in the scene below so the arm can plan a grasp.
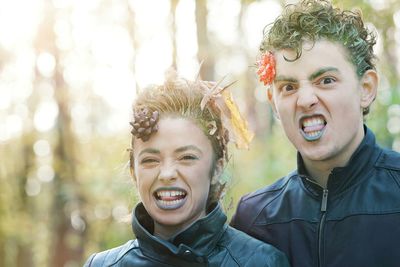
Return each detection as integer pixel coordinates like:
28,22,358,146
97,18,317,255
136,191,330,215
306,131,320,137
303,117,325,127
300,116,326,141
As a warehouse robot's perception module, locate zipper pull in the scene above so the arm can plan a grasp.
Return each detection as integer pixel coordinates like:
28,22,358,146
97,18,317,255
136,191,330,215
321,189,328,212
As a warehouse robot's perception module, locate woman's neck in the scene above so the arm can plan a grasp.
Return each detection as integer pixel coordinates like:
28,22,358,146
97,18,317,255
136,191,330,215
153,209,206,240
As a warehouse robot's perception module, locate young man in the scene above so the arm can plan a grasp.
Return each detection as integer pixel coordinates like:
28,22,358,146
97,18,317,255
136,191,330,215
231,1,400,267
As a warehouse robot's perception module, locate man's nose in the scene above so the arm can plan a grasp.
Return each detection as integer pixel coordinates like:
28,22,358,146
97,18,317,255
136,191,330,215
297,84,318,110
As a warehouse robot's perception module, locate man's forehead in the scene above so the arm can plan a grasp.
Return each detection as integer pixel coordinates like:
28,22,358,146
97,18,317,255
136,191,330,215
275,39,347,61
273,41,350,77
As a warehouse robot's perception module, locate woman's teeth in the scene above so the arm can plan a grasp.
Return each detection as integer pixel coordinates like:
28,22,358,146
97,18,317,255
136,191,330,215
154,189,187,210
156,190,186,198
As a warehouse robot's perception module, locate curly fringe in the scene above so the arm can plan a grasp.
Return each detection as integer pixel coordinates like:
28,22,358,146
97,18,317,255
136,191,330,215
261,0,376,78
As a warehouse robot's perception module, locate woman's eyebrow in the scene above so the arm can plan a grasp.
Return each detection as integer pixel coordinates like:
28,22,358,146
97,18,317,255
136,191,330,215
175,145,203,155
138,148,160,157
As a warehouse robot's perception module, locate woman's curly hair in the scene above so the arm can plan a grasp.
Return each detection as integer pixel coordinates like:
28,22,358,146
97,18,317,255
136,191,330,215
129,70,228,206
260,0,377,78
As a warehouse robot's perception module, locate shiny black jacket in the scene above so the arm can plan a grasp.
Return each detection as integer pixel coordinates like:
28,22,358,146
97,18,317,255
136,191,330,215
84,203,290,267
231,127,400,267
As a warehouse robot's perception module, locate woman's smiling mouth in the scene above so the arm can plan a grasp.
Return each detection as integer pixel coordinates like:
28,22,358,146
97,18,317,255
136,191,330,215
153,188,188,210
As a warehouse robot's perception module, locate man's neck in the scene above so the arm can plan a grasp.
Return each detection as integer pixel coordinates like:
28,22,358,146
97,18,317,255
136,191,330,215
303,151,356,189
303,161,332,188
302,125,366,188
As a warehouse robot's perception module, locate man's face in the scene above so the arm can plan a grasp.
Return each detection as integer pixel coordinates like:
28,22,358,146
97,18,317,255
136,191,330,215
271,40,376,167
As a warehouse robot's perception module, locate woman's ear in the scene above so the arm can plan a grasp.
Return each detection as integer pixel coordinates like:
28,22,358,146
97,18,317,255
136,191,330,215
360,69,378,110
129,149,137,183
130,165,136,180
212,158,224,183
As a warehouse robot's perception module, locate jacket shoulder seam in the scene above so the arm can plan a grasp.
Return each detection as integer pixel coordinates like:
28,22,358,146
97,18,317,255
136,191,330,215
375,148,400,171
241,171,296,202
87,240,139,266
220,240,274,267
235,173,296,231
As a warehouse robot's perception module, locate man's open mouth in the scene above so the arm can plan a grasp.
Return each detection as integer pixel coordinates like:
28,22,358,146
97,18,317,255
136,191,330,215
299,115,327,141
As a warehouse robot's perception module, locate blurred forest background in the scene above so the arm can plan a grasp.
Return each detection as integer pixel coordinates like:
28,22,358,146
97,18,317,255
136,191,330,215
0,0,399,266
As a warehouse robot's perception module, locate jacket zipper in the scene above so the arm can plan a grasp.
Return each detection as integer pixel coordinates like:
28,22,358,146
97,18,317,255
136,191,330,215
318,189,328,267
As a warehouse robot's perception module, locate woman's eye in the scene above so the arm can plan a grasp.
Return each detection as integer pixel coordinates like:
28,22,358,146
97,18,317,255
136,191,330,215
180,155,198,161
141,158,158,164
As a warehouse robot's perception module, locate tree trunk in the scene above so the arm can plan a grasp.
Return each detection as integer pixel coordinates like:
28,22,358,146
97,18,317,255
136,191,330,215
195,0,214,80
34,1,86,266
170,0,179,69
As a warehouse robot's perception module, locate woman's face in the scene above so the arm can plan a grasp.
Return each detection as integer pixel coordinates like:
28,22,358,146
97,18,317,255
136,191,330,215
133,117,218,238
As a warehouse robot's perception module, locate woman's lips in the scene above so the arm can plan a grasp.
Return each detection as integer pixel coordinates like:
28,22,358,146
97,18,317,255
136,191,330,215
153,188,187,210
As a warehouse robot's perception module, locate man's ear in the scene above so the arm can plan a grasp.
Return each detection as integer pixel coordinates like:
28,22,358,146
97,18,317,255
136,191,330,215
360,69,378,109
267,88,280,120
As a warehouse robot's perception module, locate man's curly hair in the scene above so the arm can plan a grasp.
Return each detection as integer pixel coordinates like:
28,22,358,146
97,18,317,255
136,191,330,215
260,0,377,78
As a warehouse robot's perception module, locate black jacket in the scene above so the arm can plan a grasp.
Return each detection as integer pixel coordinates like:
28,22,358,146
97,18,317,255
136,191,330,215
84,203,290,267
231,127,400,267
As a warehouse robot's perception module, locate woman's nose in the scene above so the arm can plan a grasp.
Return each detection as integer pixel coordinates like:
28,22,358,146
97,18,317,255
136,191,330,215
158,162,178,183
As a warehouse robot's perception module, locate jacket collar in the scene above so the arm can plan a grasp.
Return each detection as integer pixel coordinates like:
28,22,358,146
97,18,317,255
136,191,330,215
298,125,380,195
132,202,227,259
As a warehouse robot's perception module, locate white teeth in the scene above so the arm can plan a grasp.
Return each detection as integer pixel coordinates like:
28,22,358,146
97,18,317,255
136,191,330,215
303,117,324,127
159,199,184,206
307,130,320,137
156,190,185,198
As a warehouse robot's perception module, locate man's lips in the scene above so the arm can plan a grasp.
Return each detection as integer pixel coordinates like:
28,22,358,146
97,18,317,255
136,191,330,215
299,115,327,141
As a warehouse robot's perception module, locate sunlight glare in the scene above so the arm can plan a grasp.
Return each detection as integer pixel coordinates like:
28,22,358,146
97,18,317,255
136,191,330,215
34,139,52,157
176,0,198,79
37,165,55,182
37,52,56,78
25,177,41,197
243,0,282,53
207,0,241,46
0,0,42,49
130,0,172,88
33,100,59,132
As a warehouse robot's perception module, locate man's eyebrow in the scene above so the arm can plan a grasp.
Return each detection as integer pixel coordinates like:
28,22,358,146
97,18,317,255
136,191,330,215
308,67,339,81
274,67,340,83
138,148,160,157
175,145,203,155
274,75,298,83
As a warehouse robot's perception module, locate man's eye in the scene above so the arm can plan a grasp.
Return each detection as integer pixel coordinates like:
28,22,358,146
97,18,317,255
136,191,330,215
320,77,336,85
281,84,296,93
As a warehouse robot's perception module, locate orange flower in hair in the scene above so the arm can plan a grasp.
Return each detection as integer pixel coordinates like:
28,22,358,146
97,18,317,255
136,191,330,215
256,51,276,86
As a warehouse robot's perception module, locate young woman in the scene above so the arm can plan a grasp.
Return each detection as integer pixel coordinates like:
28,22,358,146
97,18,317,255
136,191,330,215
84,69,290,267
